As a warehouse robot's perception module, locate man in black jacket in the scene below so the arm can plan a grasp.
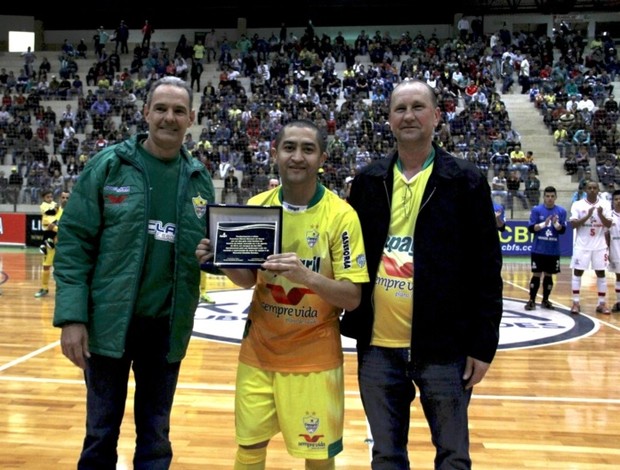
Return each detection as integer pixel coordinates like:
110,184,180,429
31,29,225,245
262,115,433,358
7,166,24,205
342,79,503,470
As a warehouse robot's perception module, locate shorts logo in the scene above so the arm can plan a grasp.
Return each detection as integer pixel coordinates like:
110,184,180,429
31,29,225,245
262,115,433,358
303,412,319,434
299,434,324,443
299,412,324,445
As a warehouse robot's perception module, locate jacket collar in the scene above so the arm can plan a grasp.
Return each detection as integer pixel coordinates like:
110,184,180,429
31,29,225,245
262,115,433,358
368,143,466,181
115,133,202,172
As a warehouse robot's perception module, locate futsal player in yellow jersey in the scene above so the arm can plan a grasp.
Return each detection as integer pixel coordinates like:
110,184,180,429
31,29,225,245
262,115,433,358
35,190,70,298
196,120,369,470
199,271,215,303
38,189,59,255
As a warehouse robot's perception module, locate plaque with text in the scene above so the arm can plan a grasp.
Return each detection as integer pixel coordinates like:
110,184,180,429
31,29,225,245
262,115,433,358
204,204,282,269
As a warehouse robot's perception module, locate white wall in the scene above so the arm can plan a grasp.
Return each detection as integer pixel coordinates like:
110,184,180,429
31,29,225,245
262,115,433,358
0,16,36,49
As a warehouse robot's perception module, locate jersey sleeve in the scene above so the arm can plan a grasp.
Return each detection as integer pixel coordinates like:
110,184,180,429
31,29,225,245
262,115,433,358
329,201,369,284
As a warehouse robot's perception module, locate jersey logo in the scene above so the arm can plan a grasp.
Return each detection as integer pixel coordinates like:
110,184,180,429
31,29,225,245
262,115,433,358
106,194,127,204
266,284,313,305
306,228,319,248
382,254,414,278
148,220,176,243
342,231,352,269
192,194,208,219
104,185,130,193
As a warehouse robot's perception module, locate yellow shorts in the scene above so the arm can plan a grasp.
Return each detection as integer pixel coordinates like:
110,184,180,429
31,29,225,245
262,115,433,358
43,248,55,268
235,362,344,460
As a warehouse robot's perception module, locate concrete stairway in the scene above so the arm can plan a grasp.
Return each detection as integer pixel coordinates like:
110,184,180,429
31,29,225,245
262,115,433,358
500,89,575,211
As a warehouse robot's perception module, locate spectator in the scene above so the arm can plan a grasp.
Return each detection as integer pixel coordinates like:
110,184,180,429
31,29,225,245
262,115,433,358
24,166,48,205
190,58,204,93
508,143,529,177
7,166,24,205
38,57,52,79
49,168,64,199
90,94,112,131
523,150,538,174
0,170,8,203
491,169,508,204
76,39,88,59
490,148,510,176
64,155,80,190
506,169,529,210
141,20,154,49
221,167,241,203
251,165,269,195
205,29,218,64
457,15,470,40
21,46,36,78
524,169,541,207
115,20,130,55
47,154,62,177
598,157,616,187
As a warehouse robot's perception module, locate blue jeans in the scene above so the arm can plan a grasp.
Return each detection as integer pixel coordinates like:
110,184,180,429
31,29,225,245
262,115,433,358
357,346,472,470
78,316,181,470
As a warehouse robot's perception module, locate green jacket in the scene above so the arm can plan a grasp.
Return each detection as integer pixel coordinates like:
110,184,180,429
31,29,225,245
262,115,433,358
53,134,214,362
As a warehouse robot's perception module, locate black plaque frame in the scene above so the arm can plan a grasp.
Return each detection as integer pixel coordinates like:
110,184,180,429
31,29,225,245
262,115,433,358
204,204,282,269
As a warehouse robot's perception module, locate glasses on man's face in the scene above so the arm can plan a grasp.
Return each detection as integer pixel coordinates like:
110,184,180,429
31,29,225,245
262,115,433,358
402,184,412,219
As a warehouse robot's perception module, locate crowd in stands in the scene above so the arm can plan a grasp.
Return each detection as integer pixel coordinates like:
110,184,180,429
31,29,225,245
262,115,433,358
522,29,620,192
0,21,618,209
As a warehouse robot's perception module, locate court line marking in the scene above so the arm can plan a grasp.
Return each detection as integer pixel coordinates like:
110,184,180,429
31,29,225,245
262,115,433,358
0,374,618,404
503,279,620,332
0,340,59,372
1,282,618,404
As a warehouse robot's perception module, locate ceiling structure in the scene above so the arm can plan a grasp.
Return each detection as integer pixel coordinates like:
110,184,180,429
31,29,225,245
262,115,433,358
3,1,619,30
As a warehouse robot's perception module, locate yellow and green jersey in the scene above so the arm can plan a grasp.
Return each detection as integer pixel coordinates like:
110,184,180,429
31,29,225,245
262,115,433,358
371,160,433,347
241,184,369,373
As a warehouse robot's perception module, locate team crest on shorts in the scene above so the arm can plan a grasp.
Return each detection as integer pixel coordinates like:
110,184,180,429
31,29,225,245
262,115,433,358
303,412,319,434
299,412,324,445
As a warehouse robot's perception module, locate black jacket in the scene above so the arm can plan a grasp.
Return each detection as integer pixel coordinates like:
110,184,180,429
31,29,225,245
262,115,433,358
341,144,503,364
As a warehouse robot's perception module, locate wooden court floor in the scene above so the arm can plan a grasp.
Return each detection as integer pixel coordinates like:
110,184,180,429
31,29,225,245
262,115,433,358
0,247,619,469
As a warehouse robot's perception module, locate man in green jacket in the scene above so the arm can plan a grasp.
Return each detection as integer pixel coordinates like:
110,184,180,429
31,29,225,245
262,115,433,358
53,76,214,469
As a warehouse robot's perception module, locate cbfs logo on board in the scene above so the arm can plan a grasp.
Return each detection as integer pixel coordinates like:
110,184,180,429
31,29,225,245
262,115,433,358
192,291,599,351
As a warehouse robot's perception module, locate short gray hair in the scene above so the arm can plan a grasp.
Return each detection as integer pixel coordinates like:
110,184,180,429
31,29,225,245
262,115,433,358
146,76,193,108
